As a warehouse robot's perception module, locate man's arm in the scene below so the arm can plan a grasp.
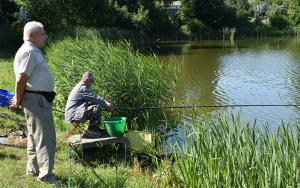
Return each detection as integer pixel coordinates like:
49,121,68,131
10,73,28,108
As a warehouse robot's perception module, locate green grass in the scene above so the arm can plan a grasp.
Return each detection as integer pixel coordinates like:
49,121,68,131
0,129,157,187
0,58,15,93
150,109,300,187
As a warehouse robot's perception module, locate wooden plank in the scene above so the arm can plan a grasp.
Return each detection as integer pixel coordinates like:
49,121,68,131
67,134,130,149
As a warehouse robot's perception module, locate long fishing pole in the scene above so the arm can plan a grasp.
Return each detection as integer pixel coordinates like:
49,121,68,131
116,104,299,111
51,104,299,113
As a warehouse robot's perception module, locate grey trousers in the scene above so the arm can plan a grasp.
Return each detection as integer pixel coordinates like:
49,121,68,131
22,92,56,183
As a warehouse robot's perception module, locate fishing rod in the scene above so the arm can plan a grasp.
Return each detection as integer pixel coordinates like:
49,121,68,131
10,104,300,114
116,104,299,111
52,104,299,113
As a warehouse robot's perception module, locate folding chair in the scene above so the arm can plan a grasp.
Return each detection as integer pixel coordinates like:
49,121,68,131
67,122,85,138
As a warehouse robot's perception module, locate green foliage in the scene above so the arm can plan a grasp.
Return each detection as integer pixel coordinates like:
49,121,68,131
0,24,22,56
289,0,300,26
45,30,181,132
269,15,290,30
180,18,207,40
0,0,19,24
132,5,151,33
177,0,238,30
9,0,176,37
293,25,300,35
151,110,300,187
12,0,64,32
266,6,288,17
222,27,236,40
225,0,251,17
186,18,206,37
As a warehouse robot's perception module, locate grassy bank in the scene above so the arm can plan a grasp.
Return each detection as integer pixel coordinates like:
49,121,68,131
0,59,159,187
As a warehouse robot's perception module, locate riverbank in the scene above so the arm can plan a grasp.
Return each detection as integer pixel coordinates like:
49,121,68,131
1,32,299,187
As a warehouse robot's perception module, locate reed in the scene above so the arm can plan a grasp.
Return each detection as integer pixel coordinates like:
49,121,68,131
45,31,181,132
151,109,300,187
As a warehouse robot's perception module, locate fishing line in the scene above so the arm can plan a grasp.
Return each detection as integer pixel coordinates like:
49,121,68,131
2,104,298,126
52,104,299,113
116,104,299,111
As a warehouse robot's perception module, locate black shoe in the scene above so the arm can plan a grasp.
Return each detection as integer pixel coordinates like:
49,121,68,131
84,130,102,138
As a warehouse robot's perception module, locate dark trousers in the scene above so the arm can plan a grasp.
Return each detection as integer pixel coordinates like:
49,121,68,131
83,104,103,131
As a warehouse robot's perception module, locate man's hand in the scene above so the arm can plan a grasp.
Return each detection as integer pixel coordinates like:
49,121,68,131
9,73,28,108
106,103,116,112
9,96,19,108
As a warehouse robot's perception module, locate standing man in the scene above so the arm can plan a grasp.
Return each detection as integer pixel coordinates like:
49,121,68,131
10,21,57,184
65,72,115,137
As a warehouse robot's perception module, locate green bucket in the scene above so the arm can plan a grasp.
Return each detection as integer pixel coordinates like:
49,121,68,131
104,117,126,137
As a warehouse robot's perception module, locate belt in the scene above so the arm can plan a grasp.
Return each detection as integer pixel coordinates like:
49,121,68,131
25,90,53,94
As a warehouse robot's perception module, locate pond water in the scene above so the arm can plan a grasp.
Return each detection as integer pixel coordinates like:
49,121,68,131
152,36,300,133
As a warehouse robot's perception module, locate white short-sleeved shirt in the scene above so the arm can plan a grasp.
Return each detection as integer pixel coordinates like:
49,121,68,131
14,41,54,92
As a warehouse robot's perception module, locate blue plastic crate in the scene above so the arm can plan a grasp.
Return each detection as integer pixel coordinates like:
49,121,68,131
0,89,14,107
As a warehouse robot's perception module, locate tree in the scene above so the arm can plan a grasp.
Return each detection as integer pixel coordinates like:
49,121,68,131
177,0,237,29
225,0,251,17
0,0,19,24
9,0,175,35
269,15,290,30
289,0,300,26
12,0,64,31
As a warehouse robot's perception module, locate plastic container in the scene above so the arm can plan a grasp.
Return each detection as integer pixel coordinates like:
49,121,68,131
0,89,14,107
104,117,126,137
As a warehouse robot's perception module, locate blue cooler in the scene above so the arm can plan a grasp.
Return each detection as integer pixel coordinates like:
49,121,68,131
0,89,14,107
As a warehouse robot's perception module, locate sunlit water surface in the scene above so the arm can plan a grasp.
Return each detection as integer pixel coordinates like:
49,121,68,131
153,37,300,134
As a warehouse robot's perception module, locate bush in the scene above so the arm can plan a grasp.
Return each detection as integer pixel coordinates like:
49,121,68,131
269,16,290,30
180,19,206,39
266,6,288,17
187,19,206,37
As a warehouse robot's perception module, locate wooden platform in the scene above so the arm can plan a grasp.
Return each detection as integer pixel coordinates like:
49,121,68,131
67,134,130,149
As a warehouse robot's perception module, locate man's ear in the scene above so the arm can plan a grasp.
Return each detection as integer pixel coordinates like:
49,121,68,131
29,32,34,39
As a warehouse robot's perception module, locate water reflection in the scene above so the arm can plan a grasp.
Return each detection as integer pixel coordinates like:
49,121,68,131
154,37,300,133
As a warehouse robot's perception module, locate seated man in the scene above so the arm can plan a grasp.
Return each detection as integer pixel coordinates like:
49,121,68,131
65,72,115,137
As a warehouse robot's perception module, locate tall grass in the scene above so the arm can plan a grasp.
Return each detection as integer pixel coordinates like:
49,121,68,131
151,109,300,187
45,30,181,132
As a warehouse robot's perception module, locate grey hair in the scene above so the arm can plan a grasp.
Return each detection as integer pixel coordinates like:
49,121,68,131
23,21,44,41
82,72,93,80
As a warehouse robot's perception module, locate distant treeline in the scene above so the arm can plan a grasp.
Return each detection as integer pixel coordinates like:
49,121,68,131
1,0,300,42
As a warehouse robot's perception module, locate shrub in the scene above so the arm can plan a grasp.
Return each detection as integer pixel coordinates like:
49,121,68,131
269,16,290,30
